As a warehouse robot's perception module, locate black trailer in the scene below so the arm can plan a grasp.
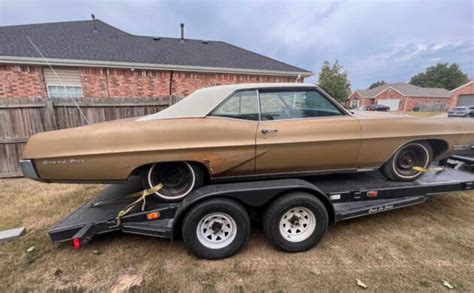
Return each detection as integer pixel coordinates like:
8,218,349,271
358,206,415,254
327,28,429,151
49,166,474,259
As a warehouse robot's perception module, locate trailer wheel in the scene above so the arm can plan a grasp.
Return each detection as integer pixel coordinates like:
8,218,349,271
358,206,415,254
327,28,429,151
181,199,250,260
263,192,328,252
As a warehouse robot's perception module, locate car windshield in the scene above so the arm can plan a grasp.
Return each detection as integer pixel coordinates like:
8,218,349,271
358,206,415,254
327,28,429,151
453,107,467,110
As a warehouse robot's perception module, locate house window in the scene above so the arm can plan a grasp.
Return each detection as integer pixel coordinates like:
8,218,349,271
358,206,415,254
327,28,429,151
47,85,83,98
44,67,83,98
350,99,360,108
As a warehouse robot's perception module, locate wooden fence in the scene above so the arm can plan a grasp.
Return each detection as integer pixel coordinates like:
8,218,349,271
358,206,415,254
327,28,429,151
0,96,180,178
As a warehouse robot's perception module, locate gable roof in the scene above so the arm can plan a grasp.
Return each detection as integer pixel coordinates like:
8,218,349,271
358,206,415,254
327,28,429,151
450,80,474,93
354,82,450,99
0,20,311,77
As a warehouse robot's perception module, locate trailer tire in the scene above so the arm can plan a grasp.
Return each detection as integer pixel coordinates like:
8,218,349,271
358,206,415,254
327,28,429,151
182,199,250,260
263,192,328,252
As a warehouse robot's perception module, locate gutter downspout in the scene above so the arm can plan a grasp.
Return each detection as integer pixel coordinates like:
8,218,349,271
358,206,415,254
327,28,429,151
169,71,174,96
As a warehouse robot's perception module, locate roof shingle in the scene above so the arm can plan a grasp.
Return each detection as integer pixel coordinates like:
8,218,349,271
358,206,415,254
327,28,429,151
356,82,450,99
0,20,310,75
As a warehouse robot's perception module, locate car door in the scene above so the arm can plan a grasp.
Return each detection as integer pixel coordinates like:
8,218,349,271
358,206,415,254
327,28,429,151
206,90,259,178
255,89,361,174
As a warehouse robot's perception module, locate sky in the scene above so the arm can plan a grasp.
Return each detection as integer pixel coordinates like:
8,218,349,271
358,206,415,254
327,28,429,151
0,0,472,90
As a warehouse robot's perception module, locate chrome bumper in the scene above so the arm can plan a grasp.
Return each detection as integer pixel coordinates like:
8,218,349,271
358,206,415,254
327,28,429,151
19,159,45,182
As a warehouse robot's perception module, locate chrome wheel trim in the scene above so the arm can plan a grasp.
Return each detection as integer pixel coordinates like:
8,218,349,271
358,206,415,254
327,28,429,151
196,212,237,249
279,207,316,243
147,162,196,200
392,143,430,179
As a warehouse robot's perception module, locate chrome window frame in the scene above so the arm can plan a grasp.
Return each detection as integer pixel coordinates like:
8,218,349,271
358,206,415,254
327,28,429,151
206,86,350,122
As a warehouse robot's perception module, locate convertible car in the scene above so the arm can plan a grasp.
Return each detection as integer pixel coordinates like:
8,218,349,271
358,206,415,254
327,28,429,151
21,83,474,201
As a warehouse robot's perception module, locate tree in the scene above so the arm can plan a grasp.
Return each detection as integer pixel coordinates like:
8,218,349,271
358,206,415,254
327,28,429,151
409,63,469,90
368,80,386,89
317,60,351,102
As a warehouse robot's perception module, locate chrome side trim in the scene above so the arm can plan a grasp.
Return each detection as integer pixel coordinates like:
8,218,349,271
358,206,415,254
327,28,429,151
211,167,376,182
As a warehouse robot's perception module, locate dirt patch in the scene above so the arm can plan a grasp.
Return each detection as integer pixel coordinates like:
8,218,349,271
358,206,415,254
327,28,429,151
1,178,473,291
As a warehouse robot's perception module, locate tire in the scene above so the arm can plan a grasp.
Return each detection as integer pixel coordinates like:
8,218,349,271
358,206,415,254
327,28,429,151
181,199,250,260
142,162,204,202
381,141,433,181
263,192,328,252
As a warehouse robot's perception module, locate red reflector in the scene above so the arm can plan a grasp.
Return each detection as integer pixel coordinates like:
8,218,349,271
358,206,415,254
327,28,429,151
367,191,378,198
73,238,81,250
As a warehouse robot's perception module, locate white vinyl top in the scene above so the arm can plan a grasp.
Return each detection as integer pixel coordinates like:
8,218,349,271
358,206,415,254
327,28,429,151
138,83,317,121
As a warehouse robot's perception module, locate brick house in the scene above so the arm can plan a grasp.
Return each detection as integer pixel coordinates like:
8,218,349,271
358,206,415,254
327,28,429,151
0,20,312,100
347,82,451,111
449,81,474,109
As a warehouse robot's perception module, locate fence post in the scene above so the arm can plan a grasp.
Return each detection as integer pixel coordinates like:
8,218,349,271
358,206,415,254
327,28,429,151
44,100,57,131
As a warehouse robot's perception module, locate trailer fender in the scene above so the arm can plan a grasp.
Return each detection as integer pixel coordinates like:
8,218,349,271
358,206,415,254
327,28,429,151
170,178,335,240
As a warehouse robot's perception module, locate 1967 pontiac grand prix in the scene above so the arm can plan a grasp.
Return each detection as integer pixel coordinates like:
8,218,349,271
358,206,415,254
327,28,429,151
21,83,474,201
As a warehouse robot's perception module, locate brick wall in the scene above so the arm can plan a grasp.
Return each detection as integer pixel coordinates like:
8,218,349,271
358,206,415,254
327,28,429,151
81,68,296,97
404,97,450,111
0,65,299,99
346,91,374,108
171,72,297,96
0,65,47,98
80,68,109,97
374,88,406,110
81,68,171,98
449,82,474,109
375,89,448,111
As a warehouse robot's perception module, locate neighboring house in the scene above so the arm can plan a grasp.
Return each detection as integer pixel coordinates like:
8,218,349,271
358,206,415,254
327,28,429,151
347,82,451,111
449,81,474,109
0,19,312,100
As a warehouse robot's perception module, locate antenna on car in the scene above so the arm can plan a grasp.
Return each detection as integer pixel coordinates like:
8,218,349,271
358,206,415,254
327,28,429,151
26,36,91,124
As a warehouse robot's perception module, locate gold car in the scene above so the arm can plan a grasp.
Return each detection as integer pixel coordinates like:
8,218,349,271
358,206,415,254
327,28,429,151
21,83,474,201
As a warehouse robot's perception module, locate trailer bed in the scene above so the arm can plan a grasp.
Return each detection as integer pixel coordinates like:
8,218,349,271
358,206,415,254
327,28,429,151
49,167,473,244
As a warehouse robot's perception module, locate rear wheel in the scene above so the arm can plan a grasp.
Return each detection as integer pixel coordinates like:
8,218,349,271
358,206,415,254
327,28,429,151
142,162,204,202
182,199,250,260
263,192,328,252
381,142,432,181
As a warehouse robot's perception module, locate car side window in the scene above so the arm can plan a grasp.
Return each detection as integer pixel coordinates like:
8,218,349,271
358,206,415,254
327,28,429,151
210,90,259,121
259,90,344,120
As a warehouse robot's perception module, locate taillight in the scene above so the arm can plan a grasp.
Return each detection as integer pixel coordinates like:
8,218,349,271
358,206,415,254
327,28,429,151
73,238,81,250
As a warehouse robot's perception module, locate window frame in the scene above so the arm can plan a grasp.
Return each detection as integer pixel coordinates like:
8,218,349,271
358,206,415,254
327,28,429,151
47,84,84,99
207,87,349,122
208,89,261,121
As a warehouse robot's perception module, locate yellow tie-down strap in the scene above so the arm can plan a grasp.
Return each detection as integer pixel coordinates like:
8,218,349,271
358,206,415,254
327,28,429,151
412,166,444,174
112,183,163,228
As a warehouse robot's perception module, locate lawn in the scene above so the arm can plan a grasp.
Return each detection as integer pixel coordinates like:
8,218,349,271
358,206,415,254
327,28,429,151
1,178,473,292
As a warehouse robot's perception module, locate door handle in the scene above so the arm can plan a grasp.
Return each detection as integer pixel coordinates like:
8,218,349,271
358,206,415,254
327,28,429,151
261,129,278,135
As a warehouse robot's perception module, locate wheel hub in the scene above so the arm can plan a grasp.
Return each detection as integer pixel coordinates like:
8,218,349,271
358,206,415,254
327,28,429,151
279,207,317,243
196,212,237,249
210,221,224,234
288,214,301,226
